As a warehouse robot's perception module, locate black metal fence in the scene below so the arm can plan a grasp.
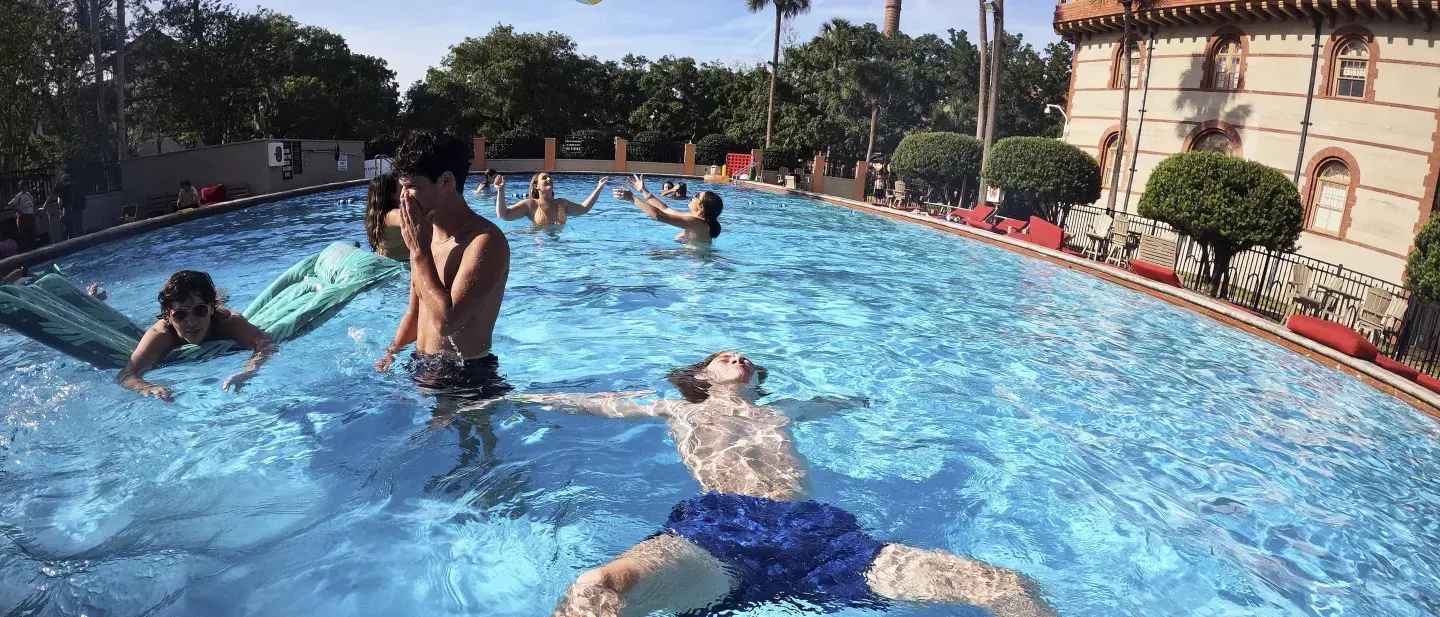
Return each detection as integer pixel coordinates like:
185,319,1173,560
822,160,857,179
1,167,56,203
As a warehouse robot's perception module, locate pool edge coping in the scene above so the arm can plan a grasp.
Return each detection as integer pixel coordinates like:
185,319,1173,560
0,178,370,274
736,180,1440,417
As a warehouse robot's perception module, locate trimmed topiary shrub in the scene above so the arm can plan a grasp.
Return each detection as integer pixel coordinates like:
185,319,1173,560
487,128,544,159
983,137,1101,224
695,134,733,166
1406,217,1440,303
628,131,682,163
562,129,613,160
1139,151,1303,296
889,132,983,201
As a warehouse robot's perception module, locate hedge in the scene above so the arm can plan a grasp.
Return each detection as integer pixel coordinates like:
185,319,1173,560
487,128,544,159
982,136,1100,223
889,132,983,200
1407,217,1440,303
628,131,681,163
562,129,613,160
696,134,733,166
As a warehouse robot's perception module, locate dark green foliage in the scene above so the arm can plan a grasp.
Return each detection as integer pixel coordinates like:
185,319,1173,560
487,128,543,159
562,130,613,160
1406,218,1440,303
889,132,983,200
983,137,1100,223
695,134,733,166
1139,152,1303,295
628,131,680,163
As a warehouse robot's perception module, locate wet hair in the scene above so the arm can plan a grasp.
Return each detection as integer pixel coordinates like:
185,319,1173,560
180,180,192,188
528,172,551,200
365,172,400,251
675,181,688,198
666,351,768,403
663,181,674,190
156,270,223,320
695,191,723,238
394,130,469,195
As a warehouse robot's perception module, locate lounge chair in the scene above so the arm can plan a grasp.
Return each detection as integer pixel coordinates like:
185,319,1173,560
1287,263,1325,317
1356,287,1407,342
1009,216,1079,254
958,204,997,230
991,217,1028,234
1082,213,1115,260
1127,234,1183,287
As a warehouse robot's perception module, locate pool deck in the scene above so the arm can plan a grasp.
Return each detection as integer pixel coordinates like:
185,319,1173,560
737,180,1440,418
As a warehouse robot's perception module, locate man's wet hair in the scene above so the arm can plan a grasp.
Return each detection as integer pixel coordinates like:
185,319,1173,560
156,270,223,319
666,351,768,403
394,130,470,195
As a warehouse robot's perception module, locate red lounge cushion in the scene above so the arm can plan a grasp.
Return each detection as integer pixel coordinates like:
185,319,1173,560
1128,259,1184,287
993,218,1027,234
966,220,996,232
1011,217,1066,250
200,184,227,205
1286,314,1378,362
949,207,975,219
960,204,995,226
1374,355,1421,382
1416,373,1440,395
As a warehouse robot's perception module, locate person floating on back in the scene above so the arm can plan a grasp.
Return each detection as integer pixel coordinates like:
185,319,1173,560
518,351,1058,617
375,130,510,376
494,172,608,226
613,174,722,244
116,271,275,402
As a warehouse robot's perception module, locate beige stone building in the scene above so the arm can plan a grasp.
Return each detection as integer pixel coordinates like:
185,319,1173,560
1055,0,1440,284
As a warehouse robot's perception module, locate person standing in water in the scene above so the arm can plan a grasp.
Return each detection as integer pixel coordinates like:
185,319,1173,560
613,174,722,244
364,172,408,261
494,172,608,226
518,351,1058,617
116,271,274,402
472,168,501,195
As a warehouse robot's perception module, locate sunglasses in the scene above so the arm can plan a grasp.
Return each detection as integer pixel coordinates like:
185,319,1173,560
168,304,212,321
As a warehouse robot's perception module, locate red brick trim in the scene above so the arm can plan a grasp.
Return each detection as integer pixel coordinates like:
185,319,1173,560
1069,115,1433,159
1069,86,1435,114
1200,26,1249,91
1098,125,1137,190
1319,25,1379,103
1299,147,1360,240
1109,33,1145,90
1180,120,1245,158
1418,85,1440,237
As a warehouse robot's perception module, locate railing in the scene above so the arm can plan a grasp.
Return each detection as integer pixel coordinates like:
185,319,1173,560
1,167,56,204
559,134,614,160
823,161,857,179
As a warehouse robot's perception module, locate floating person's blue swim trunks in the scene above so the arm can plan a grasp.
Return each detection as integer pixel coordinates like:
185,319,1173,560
662,492,888,612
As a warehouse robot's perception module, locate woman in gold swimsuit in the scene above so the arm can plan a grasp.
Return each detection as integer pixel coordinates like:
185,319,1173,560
365,172,408,261
494,172,608,226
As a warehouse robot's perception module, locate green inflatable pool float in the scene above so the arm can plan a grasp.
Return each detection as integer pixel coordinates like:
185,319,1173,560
0,241,403,369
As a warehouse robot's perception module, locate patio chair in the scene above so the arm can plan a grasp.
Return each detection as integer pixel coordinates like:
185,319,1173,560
886,181,908,207
992,217,1028,234
1356,287,1408,341
1105,214,1135,266
1082,213,1115,261
958,204,997,231
1009,217,1080,254
1128,233,1183,287
1287,263,1326,317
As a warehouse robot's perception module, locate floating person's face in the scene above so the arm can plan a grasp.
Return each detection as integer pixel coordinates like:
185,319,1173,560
166,294,213,344
703,351,757,386
398,172,452,213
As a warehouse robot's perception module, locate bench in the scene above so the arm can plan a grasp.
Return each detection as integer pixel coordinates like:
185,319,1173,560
145,194,174,219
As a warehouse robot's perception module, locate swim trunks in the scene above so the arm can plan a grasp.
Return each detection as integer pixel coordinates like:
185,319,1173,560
409,353,513,403
663,492,887,612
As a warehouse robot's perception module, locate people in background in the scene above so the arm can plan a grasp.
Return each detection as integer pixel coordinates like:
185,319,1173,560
472,168,501,195
4,185,37,252
116,270,275,402
613,174,722,244
52,173,84,240
176,180,202,212
520,351,1057,617
661,181,675,196
872,169,886,203
365,172,408,261
662,181,688,199
494,172,608,226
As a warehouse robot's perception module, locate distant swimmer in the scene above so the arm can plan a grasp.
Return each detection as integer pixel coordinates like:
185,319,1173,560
613,174,722,245
495,172,609,226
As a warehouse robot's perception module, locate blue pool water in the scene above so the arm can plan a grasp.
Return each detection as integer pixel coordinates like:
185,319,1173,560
2,175,1439,617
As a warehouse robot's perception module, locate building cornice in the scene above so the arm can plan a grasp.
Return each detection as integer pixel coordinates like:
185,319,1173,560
1055,0,1439,39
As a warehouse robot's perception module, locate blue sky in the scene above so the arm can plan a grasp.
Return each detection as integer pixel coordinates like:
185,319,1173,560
250,0,1062,89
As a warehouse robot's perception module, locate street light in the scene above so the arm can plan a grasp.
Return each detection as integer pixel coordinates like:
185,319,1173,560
1044,104,1070,139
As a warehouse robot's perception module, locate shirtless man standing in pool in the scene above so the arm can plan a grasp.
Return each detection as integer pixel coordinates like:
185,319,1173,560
518,351,1059,617
376,130,512,402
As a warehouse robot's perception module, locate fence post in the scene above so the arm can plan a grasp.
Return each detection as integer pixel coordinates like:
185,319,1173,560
615,139,628,173
544,138,557,172
683,143,696,176
1253,250,1276,313
812,153,825,194
750,149,764,181
854,160,869,202
473,139,485,172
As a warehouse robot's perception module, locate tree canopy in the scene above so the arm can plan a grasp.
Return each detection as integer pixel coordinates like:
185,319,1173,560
983,137,1100,223
889,132,983,201
1405,217,1440,303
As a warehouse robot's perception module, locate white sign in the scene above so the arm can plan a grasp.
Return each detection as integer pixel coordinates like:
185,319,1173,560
986,186,1003,204
337,154,348,171
266,142,285,167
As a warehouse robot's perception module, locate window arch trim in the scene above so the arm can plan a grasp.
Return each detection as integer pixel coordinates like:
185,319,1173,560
1201,27,1248,91
1300,147,1360,239
1109,34,1145,90
1319,26,1379,102
1180,120,1244,159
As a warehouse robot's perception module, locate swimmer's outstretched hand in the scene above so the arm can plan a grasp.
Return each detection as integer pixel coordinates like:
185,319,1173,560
141,384,174,403
628,174,647,195
222,370,256,393
375,352,396,373
612,188,633,202
494,174,505,190
595,176,610,190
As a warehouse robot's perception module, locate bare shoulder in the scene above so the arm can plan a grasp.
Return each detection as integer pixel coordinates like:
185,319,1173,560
468,218,511,256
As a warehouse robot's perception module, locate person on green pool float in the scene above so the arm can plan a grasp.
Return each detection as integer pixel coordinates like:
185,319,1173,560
115,270,275,402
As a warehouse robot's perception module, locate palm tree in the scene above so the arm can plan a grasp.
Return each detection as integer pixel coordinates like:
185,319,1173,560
975,0,988,140
883,0,902,36
747,0,813,148
977,0,1003,204
853,56,894,165
1095,0,1150,214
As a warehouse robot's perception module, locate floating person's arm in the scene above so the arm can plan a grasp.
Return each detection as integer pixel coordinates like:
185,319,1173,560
116,323,180,402
769,394,871,422
402,197,509,337
513,390,668,419
217,310,275,393
377,281,419,372
493,175,534,221
625,175,703,231
866,545,1059,617
562,176,609,217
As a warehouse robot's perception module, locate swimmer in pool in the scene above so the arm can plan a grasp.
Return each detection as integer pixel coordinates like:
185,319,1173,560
612,174,722,244
471,168,500,195
516,351,1058,617
661,180,688,199
116,270,275,402
494,172,609,226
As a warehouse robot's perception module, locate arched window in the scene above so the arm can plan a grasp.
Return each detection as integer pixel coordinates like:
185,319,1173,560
1310,160,1351,233
1332,39,1369,98
1100,133,1121,188
1210,38,1242,90
1112,42,1141,89
1190,129,1236,156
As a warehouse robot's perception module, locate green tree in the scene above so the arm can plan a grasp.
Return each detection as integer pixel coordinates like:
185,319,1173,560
695,133,733,166
982,136,1099,223
1406,218,1440,303
1138,152,1303,295
889,131,983,201
746,0,812,148
1,0,91,172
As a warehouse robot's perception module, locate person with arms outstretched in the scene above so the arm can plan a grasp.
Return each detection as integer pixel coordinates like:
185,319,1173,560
517,351,1059,617
116,271,274,402
495,172,608,226
612,174,722,244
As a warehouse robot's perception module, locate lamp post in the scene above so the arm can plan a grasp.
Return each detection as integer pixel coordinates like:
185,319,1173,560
1044,104,1069,139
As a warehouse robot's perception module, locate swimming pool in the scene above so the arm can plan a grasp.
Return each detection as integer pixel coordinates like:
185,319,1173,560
1,174,1438,616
